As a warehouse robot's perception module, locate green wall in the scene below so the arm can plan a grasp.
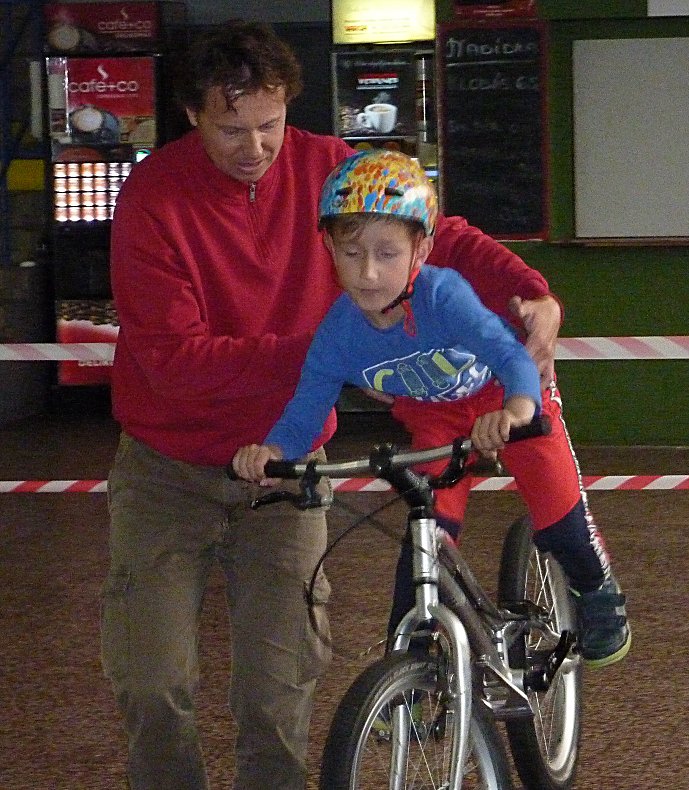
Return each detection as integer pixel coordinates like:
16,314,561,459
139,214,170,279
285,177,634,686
437,3,688,445
506,242,688,445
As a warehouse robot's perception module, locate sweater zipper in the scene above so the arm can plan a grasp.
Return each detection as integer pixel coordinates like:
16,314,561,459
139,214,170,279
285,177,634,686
249,182,256,202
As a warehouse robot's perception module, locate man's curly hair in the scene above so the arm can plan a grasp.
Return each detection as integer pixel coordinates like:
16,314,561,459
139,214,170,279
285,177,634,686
175,19,303,113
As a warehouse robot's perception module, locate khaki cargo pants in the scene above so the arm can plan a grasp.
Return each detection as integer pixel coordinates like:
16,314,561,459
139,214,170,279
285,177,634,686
101,434,332,789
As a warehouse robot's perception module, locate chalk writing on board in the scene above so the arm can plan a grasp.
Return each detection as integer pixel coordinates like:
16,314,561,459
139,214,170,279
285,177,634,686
439,24,546,238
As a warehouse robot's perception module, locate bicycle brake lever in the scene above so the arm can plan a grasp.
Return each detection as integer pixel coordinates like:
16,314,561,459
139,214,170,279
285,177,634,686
466,457,505,477
250,490,300,510
250,488,328,511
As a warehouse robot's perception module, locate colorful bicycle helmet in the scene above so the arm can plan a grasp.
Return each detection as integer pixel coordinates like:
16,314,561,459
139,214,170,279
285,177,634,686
318,149,438,236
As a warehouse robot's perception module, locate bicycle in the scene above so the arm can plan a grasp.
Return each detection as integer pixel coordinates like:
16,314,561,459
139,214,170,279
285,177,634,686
235,415,582,789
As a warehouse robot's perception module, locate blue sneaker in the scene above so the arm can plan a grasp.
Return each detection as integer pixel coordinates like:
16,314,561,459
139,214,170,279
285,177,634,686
572,576,631,668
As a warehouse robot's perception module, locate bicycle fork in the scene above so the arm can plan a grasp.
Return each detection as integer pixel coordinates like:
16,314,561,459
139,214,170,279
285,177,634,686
391,516,473,790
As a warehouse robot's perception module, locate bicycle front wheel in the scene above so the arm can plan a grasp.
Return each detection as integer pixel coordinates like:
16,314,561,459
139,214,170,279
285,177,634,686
498,516,583,790
320,652,513,790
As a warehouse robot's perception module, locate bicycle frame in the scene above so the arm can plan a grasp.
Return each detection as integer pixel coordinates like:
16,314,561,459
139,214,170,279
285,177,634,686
390,513,474,790
363,429,567,788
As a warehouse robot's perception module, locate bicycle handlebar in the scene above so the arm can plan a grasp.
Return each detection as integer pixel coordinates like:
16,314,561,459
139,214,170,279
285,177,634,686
228,415,551,481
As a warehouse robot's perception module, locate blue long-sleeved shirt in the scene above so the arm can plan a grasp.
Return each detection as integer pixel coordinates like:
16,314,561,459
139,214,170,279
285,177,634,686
265,265,541,459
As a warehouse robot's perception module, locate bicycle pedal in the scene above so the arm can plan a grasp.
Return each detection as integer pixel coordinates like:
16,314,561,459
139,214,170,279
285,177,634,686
526,630,578,691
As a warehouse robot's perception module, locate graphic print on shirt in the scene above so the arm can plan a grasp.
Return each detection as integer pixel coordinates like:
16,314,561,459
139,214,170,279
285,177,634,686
363,347,492,402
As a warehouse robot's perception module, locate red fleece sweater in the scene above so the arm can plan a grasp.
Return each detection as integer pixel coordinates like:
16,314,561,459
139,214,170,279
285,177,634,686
111,127,552,466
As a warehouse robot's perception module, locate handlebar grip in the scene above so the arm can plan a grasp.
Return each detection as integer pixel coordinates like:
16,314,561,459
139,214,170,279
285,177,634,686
225,461,301,480
226,460,300,480
263,459,300,479
508,414,552,443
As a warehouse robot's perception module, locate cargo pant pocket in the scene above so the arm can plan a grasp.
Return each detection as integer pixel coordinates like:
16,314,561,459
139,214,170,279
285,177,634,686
100,567,132,683
298,565,332,685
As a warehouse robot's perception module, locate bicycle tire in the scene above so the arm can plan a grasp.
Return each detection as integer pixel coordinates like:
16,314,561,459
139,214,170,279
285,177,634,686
497,516,583,790
320,651,514,789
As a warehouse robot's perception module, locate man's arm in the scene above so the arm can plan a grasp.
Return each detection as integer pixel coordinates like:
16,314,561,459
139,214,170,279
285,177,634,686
263,322,346,460
509,295,562,385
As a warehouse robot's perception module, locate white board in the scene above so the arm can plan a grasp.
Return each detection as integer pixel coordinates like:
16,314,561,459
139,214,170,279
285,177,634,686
572,37,689,238
648,1,689,16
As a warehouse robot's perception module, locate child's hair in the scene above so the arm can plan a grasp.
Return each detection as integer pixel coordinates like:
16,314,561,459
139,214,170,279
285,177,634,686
321,212,425,243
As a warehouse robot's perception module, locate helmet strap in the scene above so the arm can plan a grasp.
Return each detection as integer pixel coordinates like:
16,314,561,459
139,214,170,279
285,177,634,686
380,251,421,336
380,266,420,313
401,299,417,336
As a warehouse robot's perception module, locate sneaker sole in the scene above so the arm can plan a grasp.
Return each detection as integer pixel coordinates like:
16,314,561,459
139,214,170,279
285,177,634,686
584,628,632,669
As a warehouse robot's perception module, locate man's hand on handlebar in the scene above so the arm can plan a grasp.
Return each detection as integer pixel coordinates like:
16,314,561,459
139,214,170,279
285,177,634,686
232,443,284,485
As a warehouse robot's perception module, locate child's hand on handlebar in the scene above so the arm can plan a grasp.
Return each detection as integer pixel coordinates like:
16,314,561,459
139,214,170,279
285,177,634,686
470,395,537,458
232,443,284,485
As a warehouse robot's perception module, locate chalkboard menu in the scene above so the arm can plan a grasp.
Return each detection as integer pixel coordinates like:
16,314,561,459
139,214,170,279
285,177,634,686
438,21,547,239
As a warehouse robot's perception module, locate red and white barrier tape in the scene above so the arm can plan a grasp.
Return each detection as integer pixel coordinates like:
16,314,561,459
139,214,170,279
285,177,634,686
0,343,116,362
2,338,686,494
1,475,688,494
553,336,689,360
333,475,689,492
0,480,109,493
1,336,688,362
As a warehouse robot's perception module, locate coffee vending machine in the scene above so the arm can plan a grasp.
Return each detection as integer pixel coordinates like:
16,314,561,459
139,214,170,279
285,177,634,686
330,0,438,176
44,1,186,386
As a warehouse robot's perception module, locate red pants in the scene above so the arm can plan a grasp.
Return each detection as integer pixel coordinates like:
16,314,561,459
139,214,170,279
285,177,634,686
392,380,584,532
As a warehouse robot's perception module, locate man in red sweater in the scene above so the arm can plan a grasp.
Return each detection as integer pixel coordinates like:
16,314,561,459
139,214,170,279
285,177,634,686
103,20,565,790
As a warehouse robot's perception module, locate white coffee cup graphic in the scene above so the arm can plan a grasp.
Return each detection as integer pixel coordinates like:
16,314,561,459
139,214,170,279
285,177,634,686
70,106,120,144
48,23,98,52
72,106,104,134
357,103,398,135
48,24,81,51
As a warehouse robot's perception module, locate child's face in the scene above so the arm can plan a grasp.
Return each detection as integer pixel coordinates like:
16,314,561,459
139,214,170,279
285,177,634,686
325,220,432,327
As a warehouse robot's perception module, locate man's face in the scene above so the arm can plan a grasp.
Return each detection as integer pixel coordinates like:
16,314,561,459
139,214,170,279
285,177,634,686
186,85,287,183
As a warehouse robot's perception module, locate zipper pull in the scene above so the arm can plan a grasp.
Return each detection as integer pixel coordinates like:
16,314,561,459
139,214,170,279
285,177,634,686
249,182,256,202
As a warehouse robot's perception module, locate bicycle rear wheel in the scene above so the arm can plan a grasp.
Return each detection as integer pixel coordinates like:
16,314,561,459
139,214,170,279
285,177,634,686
320,651,513,789
498,516,583,790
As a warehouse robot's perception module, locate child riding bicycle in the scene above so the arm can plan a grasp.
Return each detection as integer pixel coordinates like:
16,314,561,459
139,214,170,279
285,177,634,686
232,149,630,668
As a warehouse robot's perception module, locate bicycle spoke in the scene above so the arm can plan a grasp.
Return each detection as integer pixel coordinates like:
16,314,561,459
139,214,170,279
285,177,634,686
350,685,492,788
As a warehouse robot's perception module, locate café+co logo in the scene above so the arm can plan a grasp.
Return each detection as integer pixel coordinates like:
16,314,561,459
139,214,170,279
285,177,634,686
97,6,154,34
68,63,140,95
